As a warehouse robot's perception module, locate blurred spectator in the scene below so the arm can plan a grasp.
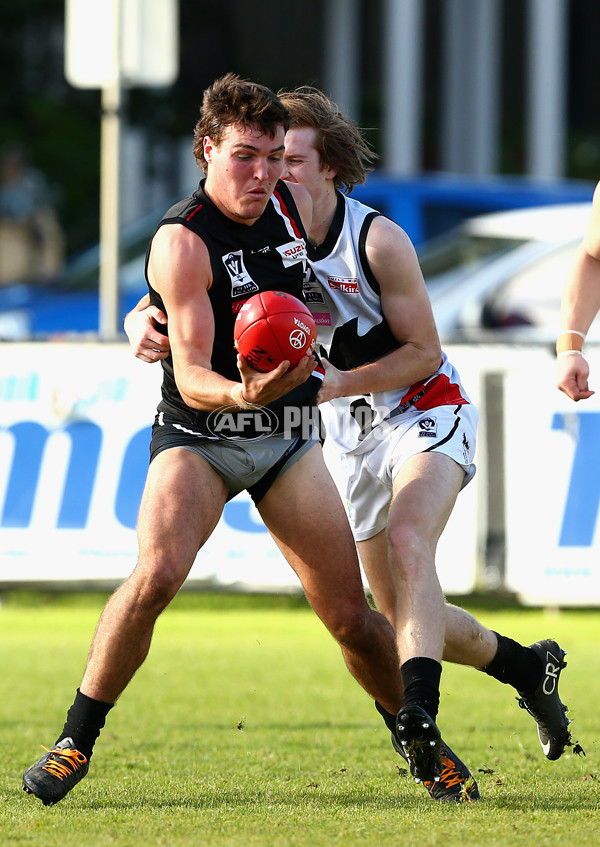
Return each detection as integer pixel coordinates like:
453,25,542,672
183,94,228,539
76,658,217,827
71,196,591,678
0,143,65,285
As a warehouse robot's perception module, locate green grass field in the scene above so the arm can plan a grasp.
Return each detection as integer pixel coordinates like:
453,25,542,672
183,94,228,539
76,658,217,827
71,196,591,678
0,591,598,846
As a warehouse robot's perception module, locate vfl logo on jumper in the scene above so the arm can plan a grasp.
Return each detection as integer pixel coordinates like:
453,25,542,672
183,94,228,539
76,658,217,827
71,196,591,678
222,251,259,297
327,276,359,294
206,404,278,441
418,417,437,438
542,649,563,695
276,239,307,267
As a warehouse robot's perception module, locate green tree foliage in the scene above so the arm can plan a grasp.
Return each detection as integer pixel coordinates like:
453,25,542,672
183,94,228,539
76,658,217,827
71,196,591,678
0,0,101,253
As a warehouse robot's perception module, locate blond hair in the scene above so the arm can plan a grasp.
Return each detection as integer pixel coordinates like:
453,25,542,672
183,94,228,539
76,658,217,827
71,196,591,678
278,86,377,194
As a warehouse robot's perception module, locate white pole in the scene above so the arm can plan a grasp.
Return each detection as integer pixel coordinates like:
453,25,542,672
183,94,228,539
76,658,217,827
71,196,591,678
441,0,500,175
99,0,122,340
323,0,360,120
471,0,501,175
382,0,424,175
527,0,568,180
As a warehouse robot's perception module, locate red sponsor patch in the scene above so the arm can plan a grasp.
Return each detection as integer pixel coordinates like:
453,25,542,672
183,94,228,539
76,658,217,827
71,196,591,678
327,277,359,294
401,373,469,410
232,299,248,315
282,243,305,258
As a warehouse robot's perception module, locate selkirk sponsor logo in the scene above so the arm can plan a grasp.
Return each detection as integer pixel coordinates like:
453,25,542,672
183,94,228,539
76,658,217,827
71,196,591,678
327,277,359,293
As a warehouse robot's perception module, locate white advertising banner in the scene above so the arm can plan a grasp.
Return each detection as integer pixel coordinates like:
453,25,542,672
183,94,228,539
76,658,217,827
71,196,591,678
0,342,481,594
504,346,600,605
0,343,298,590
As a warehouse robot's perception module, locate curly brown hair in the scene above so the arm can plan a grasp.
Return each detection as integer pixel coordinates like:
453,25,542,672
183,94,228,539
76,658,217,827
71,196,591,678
278,86,377,194
193,73,290,173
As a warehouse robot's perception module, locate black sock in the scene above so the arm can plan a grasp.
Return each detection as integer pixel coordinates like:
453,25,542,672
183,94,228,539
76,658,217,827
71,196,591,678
481,632,542,692
375,700,398,735
400,657,442,721
57,689,114,759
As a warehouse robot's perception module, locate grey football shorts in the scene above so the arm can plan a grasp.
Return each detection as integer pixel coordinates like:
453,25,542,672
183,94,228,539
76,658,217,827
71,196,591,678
150,416,319,504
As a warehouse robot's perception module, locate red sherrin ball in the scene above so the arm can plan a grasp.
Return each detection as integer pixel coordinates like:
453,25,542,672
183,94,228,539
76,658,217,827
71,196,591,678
234,290,317,372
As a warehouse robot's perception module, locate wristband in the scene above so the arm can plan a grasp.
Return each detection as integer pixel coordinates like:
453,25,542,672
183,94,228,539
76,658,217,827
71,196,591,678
556,330,585,356
557,350,584,360
230,383,253,407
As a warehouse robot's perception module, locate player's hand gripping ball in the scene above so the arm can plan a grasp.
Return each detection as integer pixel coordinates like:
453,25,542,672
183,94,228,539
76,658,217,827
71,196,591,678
234,290,317,372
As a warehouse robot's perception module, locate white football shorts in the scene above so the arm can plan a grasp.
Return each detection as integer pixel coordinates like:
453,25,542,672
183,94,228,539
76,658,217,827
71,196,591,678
341,402,478,541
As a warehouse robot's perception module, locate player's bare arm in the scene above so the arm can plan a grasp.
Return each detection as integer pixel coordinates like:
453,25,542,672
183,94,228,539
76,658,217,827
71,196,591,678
561,182,600,335
124,293,170,362
126,183,311,371
558,181,600,401
318,216,441,403
149,224,314,409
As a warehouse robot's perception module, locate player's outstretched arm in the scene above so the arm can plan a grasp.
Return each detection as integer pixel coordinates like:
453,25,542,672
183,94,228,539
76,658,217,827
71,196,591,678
558,180,600,401
124,294,170,363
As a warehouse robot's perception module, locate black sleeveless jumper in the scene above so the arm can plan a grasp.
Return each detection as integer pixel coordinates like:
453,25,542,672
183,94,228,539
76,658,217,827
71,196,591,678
145,178,322,438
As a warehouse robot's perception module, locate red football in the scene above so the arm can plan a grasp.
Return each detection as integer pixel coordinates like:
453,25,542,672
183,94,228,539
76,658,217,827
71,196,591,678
234,290,317,372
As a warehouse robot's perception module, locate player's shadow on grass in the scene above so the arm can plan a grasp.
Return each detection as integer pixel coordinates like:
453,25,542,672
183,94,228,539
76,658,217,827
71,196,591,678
80,777,599,813
81,790,599,813
83,788,439,812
